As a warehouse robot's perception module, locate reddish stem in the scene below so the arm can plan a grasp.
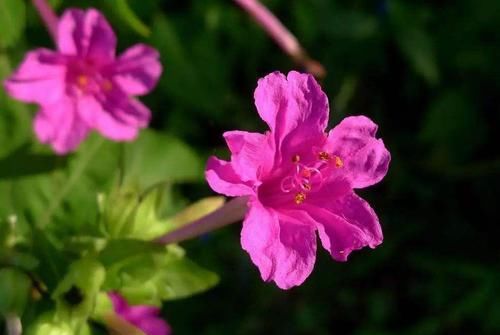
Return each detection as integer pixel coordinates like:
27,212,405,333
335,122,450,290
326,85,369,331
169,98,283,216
31,0,59,41
155,197,248,245
234,0,326,78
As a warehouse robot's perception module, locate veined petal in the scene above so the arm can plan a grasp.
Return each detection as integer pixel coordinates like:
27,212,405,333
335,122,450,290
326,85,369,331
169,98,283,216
58,8,116,62
326,116,390,188
34,97,90,154
205,157,255,197
241,202,317,289
254,71,329,154
305,193,382,261
4,49,66,105
76,94,140,141
112,44,162,96
223,130,274,181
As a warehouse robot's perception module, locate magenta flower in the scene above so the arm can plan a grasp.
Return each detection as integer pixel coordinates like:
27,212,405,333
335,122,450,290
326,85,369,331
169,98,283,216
109,292,171,335
206,71,390,289
4,8,162,154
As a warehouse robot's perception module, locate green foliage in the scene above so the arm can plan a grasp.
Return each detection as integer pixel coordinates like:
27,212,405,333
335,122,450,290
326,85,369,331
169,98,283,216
0,0,497,334
104,244,219,305
0,0,26,49
0,267,31,315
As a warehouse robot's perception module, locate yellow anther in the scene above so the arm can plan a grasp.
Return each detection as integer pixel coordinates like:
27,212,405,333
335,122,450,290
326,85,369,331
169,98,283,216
102,79,113,91
318,151,330,161
292,154,300,164
294,192,306,204
334,156,343,168
77,75,88,87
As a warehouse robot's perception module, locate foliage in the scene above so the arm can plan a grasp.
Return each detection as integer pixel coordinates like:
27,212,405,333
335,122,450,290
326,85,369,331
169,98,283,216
1,0,499,334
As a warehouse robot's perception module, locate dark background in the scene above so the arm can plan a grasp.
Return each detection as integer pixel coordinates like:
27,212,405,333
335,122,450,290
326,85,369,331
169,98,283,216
20,0,500,334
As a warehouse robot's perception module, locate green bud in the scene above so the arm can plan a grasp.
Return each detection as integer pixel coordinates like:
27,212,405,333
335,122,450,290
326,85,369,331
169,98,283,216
52,258,105,329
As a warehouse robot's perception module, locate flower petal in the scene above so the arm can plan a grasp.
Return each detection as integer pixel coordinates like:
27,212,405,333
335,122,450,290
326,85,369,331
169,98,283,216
241,202,317,289
306,193,382,261
136,317,171,335
57,8,116,62
4,49,66,105
205,157,255,197
254,71,329,153
76,94,141,141
326,116,390,188
223,130,274,181
34,97,90,154
112,44,162,96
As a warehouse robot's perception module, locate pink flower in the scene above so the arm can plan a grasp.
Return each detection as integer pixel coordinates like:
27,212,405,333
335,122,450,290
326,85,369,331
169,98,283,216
4,8,162,154
206,71,390,289
109,292,171,335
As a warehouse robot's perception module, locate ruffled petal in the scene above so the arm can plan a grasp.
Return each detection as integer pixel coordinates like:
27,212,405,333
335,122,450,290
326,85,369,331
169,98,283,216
254,71,329,155
223,130,274,181
205,157,255,197
241,202,317,289
76,94,141,141
4,49,66,105
306,193,382,261
136,317,171,335
34,97,90,154
112,44,162,96
57,8,116,62
326,116,390,188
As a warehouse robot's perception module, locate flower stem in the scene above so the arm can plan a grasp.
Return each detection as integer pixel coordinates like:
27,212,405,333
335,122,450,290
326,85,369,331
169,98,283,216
31,0,59,41
5,314,22,335
155,197,248,245
234,0,326,78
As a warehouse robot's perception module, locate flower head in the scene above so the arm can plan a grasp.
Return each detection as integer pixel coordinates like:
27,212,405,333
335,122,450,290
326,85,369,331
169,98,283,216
4,8,162,154
206,71,390,289
109,292,171,335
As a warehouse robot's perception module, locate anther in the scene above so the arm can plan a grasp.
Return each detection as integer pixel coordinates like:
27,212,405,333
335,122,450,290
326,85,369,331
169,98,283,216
292,154,300,164
318,151,330,161
301,182,312,191
334,156,343,168
77,75,88,87
294,192,306,204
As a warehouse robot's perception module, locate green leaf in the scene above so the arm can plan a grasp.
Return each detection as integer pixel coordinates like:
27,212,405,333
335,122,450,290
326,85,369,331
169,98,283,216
98,238,164,266
26,313,74,335
388,0,439,85
104,245,219,305
0,0,26,48
0,267,31,315
111,0,151,37
123,130,203,189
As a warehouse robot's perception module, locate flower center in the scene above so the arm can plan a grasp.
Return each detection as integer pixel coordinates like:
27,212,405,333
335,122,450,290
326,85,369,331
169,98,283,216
68,59,113,95
280,150,343,205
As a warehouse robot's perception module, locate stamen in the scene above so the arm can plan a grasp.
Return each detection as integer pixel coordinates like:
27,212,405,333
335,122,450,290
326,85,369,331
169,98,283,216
77,75,88,87
334,156,343,168
301,182,312,191
292,154,300,164
318,151,330,161
280,176,295,193
294,192,306,204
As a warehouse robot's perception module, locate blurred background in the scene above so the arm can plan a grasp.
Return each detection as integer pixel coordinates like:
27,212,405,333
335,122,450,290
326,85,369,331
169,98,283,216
1,0,500,334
